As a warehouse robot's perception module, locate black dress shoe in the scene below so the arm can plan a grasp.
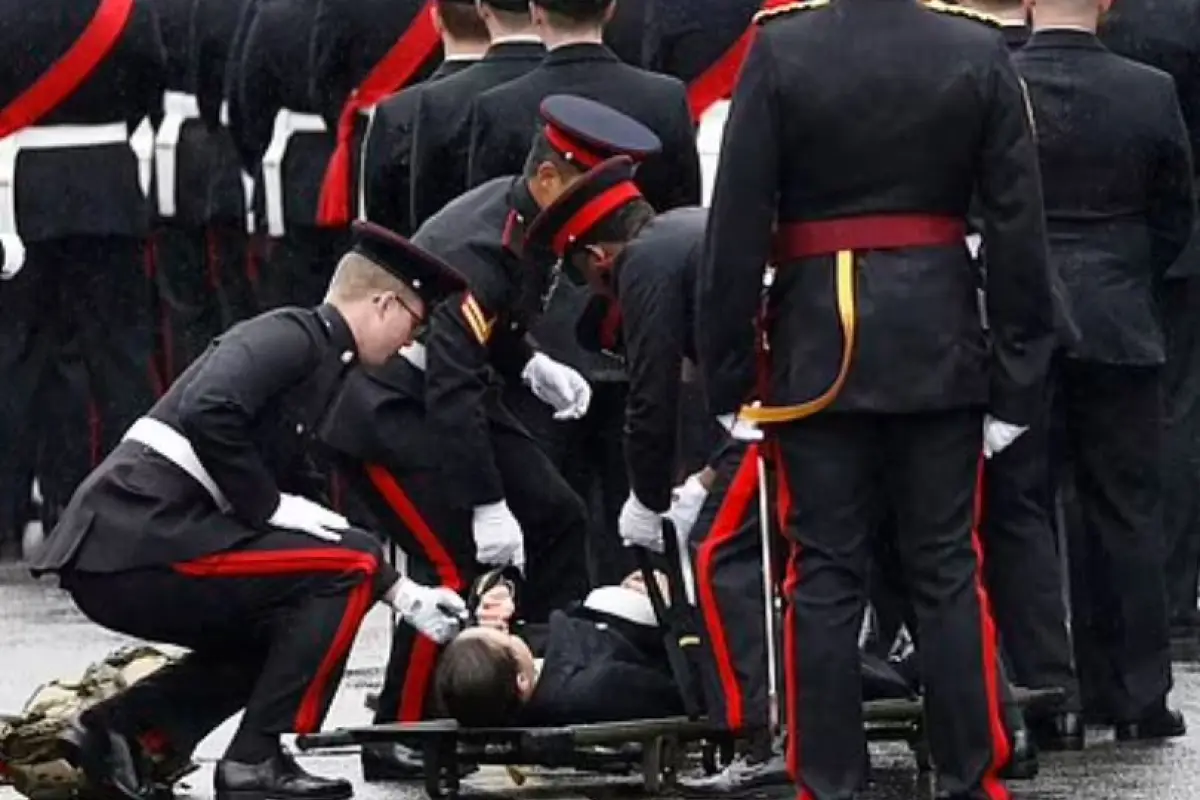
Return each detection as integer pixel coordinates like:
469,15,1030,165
58,716,149,800
1114,704,1187,742
1000,728,1038,780
215,754,352,800
1028,712,1085,752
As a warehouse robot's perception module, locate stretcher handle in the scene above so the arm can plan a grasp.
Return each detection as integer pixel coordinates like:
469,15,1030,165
295,730,357,750
634,525,705,720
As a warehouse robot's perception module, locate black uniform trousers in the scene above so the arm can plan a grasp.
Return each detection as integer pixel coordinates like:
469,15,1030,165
981,384,1080,713
253,227,349,311
62,527,393,762
504,381,632,587
777,410,1008,800
355,410,590,724
152,222,256,382
0,236,155,538
1160,278,1200,625
1053,359,1172,721
687,441,773,735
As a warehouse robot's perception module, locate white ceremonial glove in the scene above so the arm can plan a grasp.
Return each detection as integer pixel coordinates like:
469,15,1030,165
983,414,1028,459
716,411,764,442
472,500,525,569
388,578,468,644
664,474,710,543
522,352,593,420
619,493,665,553
267,493,349,542
0,233,26,280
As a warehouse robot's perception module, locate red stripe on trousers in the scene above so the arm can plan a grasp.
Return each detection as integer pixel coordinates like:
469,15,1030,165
971,455,1012,800
365,464,465,722
696,445,760,731
173,548,378,734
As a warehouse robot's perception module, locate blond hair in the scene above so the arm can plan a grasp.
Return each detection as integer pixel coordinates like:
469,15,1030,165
324,251,422,311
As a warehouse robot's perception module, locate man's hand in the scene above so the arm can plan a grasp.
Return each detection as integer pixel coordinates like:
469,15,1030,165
522,352,592,420
388,578,467,644
472,500,525,568
477,584,516,632
716,411,763,442
619,493,664,553
267,494,349,542
621,569,670,604
983,414,1028,458
664,473,709,542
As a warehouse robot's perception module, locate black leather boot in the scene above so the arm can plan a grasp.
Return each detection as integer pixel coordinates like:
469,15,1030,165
1028,712,1084,751
1115,702,1186,742
215,752,353,800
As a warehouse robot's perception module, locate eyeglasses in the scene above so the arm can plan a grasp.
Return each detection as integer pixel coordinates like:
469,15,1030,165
379,291,425,326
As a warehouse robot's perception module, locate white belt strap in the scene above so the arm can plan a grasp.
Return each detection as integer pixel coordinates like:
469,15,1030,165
261,108,327,237
131,118,153,197
0,121,131,280
156,92,234,218
123,417,233,513
242,170,256,233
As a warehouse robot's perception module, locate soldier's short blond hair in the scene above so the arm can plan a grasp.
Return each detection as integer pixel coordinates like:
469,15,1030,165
324,251,423,311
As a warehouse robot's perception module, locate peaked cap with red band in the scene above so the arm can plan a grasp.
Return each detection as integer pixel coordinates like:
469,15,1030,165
351,220,468,307
523,156,646,258
539,94,662,171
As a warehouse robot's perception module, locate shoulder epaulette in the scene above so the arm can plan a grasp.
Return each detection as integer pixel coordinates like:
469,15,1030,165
923,0,1002,27
754,0,831,25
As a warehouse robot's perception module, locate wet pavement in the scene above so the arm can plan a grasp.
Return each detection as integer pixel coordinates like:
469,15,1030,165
4,563,1200,800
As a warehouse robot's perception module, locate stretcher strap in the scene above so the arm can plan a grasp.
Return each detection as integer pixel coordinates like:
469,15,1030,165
739,249,857,424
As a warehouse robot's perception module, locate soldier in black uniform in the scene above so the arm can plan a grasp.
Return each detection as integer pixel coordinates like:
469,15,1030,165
1100,0,1200,640
28,222,469,800
464,0,702,587
961,0,1030,48
0,0,164,551
1016,0,1194,739
151,0,255,383
338,96,661,743
308,0,443,234
363,0,544,236
700,1,1057,797
225,0,343,310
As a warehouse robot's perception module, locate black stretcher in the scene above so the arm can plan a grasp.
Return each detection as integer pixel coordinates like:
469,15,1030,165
297,528,1064,798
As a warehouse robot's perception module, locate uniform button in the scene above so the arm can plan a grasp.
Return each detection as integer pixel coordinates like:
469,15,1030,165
296,423,305,435
340,350,354,364
510,322,519,331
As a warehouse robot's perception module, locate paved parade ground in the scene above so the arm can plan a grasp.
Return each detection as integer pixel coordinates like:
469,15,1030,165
5,564,1200,800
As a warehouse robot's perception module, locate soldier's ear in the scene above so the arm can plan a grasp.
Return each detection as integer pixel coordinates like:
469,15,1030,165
431,4,445,34
602,0,617,24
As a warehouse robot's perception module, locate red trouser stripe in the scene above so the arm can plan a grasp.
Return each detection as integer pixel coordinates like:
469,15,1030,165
696,445,759,731
971,455,1012,800
173,548,378,733
365,464,464,721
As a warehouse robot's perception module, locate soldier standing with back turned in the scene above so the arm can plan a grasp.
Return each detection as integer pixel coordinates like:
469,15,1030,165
699,0,1056,797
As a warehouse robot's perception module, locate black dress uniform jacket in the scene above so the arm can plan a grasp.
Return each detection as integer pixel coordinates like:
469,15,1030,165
364,40,546,236
30,305,361,574
1015,31,1195,365
185,0,250,223
700,0,1055,426
226,0,332,227
616,207,708,512
1,0,165,242
411,177,546,507
1101,0,1200,278
517,606,683,726
630,0,764,84
465,42,702,213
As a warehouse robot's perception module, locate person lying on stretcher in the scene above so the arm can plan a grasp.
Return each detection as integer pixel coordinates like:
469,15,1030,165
435,570,685,727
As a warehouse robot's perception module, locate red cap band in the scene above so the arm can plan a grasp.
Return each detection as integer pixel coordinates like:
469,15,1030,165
551,181,642,256
544,123,607,169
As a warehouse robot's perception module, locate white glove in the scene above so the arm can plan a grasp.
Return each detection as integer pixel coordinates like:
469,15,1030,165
388,578,467,644
717,411,764,442
619,493,664,553
983,414,1028,459
0,233,25,280
267,493,349,542
664,474,710,543
472,500,525,568
522,352,592,420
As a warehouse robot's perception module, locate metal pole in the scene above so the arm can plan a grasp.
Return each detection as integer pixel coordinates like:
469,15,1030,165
755,444,780,734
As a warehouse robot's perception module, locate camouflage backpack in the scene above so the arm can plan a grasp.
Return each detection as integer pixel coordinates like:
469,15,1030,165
0,645,195,800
